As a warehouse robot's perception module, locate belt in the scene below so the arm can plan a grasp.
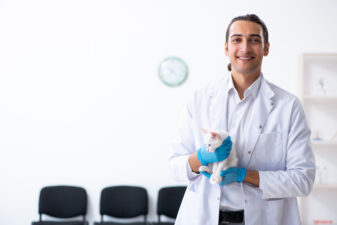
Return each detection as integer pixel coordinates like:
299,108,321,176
219,210,244,224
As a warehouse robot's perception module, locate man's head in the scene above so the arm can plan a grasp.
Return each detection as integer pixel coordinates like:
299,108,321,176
225,14,269,75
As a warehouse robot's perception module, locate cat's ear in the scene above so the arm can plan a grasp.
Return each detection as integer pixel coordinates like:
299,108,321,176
210,132,219,139
200,128,209,134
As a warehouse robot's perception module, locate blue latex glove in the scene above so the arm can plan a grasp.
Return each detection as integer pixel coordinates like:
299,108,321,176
200,167,247,185
197,136,232,166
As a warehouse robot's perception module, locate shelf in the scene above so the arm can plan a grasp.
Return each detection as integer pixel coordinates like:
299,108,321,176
302,53,337,57
301,221,335,225
313,184,337,189
302,96,337,103
312,141,337,148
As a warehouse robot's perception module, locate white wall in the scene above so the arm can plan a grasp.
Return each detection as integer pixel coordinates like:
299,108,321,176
0,0,337,224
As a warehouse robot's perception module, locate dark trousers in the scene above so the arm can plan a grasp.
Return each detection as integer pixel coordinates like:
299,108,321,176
219,222,244,225
218,210,244,225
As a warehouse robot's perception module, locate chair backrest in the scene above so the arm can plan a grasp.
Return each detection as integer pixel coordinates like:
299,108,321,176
100,186,148,220
39,185,87,219
157,186,186,219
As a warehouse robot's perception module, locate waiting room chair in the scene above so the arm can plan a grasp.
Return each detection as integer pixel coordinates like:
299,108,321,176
94,185,148,225
153,186,186,225
32,185,88,225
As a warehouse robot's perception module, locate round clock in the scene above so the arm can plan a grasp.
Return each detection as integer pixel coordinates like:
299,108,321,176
158,57,188,87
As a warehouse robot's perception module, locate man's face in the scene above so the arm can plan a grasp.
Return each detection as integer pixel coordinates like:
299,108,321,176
225,20,269,75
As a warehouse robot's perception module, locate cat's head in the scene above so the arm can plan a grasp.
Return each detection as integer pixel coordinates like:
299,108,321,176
200,128,223,152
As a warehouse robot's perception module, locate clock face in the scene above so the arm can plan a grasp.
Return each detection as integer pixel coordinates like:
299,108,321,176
158,57,188,87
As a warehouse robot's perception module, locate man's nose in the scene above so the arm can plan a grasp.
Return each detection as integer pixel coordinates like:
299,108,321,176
239,40,250,53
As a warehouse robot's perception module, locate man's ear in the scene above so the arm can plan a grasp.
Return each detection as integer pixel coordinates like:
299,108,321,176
264,42,270,56
225,42,229,56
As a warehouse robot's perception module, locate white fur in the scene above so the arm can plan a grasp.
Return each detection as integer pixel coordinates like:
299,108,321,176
199,129,238,184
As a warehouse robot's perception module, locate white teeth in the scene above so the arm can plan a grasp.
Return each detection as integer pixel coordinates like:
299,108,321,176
239,57,252,59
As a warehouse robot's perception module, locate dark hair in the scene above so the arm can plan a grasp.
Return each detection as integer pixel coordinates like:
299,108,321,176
225,14,269,71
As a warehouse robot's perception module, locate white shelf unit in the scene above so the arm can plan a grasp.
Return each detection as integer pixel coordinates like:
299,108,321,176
298,53,337,224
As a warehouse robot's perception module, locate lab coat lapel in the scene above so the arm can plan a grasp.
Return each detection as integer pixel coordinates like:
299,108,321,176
209,77,229,132
241,76,275,167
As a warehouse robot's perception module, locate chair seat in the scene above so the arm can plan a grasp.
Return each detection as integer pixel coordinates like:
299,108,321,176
32,221,88,225
94,222,147,225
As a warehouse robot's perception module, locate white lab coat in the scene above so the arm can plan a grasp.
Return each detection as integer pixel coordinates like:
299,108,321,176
169,74,315,225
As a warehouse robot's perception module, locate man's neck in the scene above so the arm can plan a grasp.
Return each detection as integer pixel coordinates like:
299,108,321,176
231,71,261,99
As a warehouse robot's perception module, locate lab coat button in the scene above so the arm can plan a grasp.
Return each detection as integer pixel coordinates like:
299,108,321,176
245,200,248,203
259,125,262,129
271,101,274,106
248,151,252,154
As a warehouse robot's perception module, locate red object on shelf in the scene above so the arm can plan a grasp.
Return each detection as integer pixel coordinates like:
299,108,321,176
313,220,333,224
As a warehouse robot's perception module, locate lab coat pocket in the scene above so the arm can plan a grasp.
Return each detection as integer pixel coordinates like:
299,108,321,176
251,132,285,171
175,185,202,225
264,198,285,225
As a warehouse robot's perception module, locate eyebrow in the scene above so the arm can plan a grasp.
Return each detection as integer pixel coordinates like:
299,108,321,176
230,34,262,38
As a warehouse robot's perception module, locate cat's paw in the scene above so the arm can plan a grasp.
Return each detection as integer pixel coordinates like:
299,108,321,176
199,166,211,173
210,175,222,184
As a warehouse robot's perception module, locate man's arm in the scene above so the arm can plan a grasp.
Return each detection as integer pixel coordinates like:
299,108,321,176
188,152,202,173
258,98,315,199
244,170,260,187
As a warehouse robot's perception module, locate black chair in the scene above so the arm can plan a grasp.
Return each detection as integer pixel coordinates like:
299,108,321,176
94,185,148,225
154,186,186,225
32,185,88,225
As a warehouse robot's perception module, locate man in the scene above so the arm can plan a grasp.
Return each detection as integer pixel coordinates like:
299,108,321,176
169,14,315,225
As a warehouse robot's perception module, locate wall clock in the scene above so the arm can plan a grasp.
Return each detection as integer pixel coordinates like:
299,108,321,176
158,57,188,87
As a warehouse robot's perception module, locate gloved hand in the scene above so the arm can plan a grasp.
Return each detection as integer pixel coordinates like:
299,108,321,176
197,136,232,166
200,167,247,185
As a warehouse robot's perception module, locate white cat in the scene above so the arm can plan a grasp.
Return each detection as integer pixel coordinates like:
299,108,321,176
198,128,238,184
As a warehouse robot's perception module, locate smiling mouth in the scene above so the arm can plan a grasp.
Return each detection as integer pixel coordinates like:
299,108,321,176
237,56,255,61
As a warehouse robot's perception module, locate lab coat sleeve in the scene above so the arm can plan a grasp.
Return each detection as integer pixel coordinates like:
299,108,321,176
169,94,200,182
259,98,316,199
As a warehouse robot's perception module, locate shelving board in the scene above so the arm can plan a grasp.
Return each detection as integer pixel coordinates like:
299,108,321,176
312,141,337,148
302,96,337,103
313,184,337,189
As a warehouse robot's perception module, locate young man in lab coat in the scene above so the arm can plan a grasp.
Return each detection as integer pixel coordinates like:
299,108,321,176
169,14,316,225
